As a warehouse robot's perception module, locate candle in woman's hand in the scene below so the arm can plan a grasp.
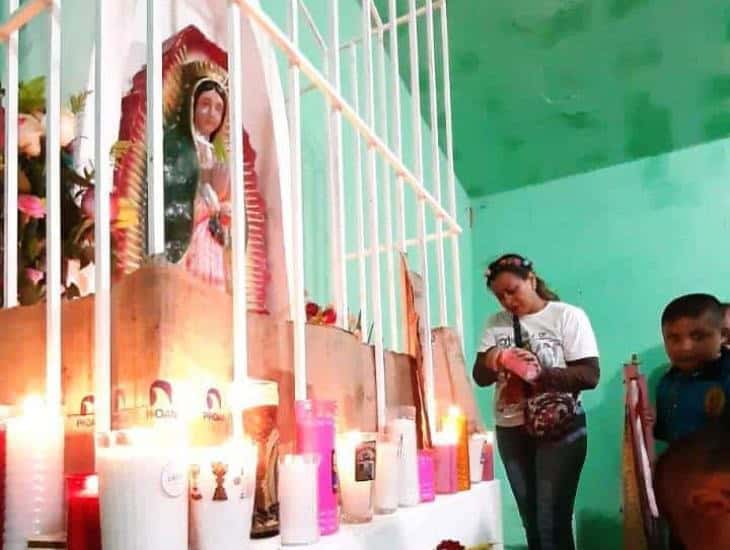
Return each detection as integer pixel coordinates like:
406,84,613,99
4,397,64,550
278,454,320,545
97,429,188,550
336,431,376,523
189,439,257,550
66,474,101,550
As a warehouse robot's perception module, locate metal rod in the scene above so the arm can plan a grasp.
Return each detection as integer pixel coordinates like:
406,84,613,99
363,0,387,430
350,45,369,342
389,0,407,255
94,0,111,436
440,0,464,346
2,0,19,308
344,229,460,261
146,0,164,255
408,0,435,434
327,0,348,329
0,0,49,43
370,0,383,28
299,0,326,52
228,0,248,440
45,0,62,410
288,0,307,401
425,0,448,327
340,0,444,51
232,0,461,233
376,26,398,351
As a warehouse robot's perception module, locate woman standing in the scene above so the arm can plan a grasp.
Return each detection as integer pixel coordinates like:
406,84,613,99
473,254,600,550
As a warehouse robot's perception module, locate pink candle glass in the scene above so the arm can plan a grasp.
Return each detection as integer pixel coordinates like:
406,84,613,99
482,433,495,482
295,400,338,535
433,433,458,494
417,449,435,502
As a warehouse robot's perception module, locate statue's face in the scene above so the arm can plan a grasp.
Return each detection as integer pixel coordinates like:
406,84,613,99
194,89,225,138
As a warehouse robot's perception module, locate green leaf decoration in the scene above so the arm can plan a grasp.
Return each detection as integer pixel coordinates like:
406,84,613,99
18,76,46,114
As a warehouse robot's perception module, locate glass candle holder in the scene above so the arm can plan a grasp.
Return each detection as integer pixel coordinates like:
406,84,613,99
386,406,419,507
278,454,320,545
336,431,376,524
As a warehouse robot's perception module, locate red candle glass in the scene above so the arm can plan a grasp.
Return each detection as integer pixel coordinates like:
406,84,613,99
66,473,101,550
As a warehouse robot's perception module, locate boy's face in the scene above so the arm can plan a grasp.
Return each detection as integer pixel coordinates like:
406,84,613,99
662,313,722,371
723,309,730,347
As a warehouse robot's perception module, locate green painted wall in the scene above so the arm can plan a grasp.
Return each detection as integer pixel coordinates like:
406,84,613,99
470,137,730,549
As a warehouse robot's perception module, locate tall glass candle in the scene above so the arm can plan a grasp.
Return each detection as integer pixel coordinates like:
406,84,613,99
468,434,487,484
97,429,188,550
4,398,64,550
294,400,338,534
336,432,376,523
482,431,495,482
66,474,101,550
373,436,398,514
189,440,257,550
387,406,419,507
243,379,280,538
442,406,470,491
417,449,435,503
278,454,320,545
433,431,458,495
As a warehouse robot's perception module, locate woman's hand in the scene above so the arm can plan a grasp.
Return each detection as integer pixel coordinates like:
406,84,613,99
499,348,541,383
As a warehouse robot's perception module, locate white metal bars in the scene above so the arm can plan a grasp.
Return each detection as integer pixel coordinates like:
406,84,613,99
440,0,464,346
94,0,112,435
327,0,348,330
425,0,448,328
362,0,387,429
45,0,62,411
407,0,436,424
288,0,308,401
146,0,164,255
227,1,249,438
2,0,18,309
388,0,406,258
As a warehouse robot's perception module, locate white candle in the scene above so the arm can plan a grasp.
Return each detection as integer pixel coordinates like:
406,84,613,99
374,438,398,514
97,429,188,550
387,407,419,507
469,433,488,484
189,439,257,550
278,454,319,545
4,397,64,550
336,432,375,523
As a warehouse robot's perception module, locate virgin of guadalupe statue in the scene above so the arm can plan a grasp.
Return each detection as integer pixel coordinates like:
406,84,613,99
113,25,270,311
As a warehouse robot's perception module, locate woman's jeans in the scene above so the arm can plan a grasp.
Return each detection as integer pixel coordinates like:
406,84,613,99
496,414,587,550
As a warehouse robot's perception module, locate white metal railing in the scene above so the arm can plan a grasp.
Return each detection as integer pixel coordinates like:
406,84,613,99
0,0,464,440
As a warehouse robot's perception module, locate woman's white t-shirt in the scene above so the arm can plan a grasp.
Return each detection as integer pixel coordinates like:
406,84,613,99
478,301,599,427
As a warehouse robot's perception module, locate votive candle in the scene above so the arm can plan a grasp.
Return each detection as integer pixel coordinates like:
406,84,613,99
278,454,320,545
417,449,435,503
336,432,376,523
433,431,458,495
66,474,101,550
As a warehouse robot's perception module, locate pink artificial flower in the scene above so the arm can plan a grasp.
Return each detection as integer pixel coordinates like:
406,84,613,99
18,113,44,157
24,268,44,285
17,194,45,219
81,188,122,221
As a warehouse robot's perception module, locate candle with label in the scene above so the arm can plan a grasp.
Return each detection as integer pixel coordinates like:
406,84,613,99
482,431,495,481
468,434,487,484
278,454,320,545
66,474,101,550
294,400,338,534
442,406,470,491
373,436,398,514
417,449,435,503
97,429,188,550
243,379,280,538
188,440,257,550
4,398,64,550
336,431,376,523
387,406,420,507
433,431,458,494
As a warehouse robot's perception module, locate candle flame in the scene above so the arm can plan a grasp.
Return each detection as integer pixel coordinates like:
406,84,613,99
84,475,99,494
22,395,45,416
486,431,494,445
447,405,462,418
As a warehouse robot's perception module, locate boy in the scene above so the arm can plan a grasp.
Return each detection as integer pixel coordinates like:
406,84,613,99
654,425,730,550
722,302,730,349
654,294,730,444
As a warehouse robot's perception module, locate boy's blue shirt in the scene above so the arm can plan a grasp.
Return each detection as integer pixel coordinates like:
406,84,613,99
654,348,730,443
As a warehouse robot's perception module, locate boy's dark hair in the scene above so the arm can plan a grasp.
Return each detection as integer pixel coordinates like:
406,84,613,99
661,293,723,327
